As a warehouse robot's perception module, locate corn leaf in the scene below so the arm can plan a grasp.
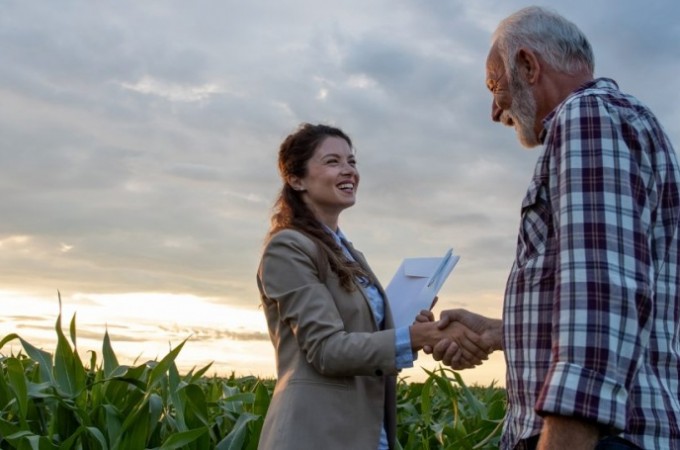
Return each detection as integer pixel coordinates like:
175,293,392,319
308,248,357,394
27,382,55,400
103,404,122,444
0,332,20,351
0,419,22,445
69,313,78,349
85,426,109,450
0,369,11,413
148,339,187,389
148,393,164,436
168,362,188,432
18,338,54,384
5,357,29,425
6,432,58,450
252,381,270,417
452,371,485,418
185,361,213,383
102,329,119,378
215,412,258,450
59,426,86,450
158,428,208,450
182,384,209,427
54,307,86,398
109,372,148,393
420,376,433,424
5,430,33,440
114,394,151,450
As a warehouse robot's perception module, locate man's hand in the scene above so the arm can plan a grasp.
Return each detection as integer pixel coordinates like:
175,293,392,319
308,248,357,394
428,309,503,368
414,309,493,369
435,319,491,369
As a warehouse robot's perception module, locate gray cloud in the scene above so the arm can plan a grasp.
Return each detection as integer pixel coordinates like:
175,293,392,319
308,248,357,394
1,0,679,364
157,324,269,342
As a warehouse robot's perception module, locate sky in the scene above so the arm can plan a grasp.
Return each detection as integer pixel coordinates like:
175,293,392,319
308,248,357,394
1,0,679,387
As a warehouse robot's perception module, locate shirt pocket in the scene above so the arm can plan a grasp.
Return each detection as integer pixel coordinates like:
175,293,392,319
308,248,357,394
516,177,552,266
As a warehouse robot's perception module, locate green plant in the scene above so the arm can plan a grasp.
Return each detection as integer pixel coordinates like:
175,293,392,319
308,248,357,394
0,294,505,449
0,294,269,449
396,367,505,449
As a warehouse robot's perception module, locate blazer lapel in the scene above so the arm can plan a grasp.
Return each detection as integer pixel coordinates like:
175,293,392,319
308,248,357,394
341,239,377,285
341,238,394,330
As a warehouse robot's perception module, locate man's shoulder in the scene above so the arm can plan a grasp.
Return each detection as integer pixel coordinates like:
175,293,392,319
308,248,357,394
562,78,621,106
551,77,647,123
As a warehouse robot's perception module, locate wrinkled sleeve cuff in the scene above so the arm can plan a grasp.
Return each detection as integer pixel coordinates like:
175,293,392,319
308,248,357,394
394,326,415,369
535,361,629,431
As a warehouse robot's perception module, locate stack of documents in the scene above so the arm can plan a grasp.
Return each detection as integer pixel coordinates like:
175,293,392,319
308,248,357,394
385,248,460,328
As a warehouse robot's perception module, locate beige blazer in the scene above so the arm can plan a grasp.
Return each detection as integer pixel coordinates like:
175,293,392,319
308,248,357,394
256,229,399,450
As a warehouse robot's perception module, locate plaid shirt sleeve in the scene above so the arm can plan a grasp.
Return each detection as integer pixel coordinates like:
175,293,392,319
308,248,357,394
534,91,657,429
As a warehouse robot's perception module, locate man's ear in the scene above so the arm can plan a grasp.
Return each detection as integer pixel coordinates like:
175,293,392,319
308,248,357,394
516,48,541,85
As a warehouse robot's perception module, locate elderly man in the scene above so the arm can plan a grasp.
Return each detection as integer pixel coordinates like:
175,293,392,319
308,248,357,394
430,6,680,450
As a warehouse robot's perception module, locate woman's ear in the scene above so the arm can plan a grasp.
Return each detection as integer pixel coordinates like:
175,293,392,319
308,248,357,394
287,176,306,192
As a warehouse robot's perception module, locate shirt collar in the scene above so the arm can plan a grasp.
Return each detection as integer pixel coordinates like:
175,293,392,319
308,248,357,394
540,77,619,144
322,224,348,246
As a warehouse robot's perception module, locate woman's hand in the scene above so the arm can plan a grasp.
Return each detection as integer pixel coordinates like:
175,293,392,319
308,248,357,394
414,309,435,353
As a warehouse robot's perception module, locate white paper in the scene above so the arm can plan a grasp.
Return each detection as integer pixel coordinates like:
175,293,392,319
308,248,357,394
385,248,460,329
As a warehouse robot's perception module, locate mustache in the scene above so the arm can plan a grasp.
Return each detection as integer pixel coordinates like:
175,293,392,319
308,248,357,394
500,110,515,127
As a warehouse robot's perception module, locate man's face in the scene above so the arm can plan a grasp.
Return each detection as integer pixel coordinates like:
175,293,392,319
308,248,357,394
486,46,541,148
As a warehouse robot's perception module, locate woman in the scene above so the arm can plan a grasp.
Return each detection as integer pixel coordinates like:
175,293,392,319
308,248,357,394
256,123,485,450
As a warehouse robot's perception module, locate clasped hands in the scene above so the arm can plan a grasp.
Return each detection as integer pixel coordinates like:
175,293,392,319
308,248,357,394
412,308,501,370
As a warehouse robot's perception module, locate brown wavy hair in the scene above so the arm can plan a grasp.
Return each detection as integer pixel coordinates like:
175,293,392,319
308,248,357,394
269,123,367,291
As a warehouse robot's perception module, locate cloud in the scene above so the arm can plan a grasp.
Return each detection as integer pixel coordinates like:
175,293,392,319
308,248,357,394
1,0,679,382
158,324,269,342
120,76,224,102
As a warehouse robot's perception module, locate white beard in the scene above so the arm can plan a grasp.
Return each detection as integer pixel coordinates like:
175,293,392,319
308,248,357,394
503,68,540,148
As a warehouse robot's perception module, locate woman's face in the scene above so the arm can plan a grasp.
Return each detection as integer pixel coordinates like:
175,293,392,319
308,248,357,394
294,136,359,227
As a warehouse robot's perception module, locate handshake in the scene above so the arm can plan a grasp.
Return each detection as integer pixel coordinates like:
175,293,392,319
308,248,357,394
409,308,503,370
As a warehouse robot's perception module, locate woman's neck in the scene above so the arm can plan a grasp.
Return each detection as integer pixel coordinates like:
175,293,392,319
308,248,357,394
313,212,339,232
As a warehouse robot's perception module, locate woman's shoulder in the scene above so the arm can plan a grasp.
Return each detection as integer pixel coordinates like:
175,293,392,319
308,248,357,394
266,228,317,253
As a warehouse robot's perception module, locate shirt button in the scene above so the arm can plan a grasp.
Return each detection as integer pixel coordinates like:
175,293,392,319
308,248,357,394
375,369,383,376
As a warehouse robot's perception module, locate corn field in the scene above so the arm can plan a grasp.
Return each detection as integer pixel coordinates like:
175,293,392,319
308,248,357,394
0,298,505,449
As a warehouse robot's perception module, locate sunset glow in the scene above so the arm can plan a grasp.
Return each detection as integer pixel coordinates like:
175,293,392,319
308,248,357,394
1,0,676,391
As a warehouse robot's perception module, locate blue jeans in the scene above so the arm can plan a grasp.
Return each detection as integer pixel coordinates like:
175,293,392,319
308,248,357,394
515,435,640,450
595,436,641,449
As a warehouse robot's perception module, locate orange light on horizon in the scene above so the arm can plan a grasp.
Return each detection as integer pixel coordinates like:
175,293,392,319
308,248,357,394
0,290,505,386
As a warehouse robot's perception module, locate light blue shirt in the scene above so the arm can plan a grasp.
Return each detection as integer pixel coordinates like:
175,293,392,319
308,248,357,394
328,227,415,450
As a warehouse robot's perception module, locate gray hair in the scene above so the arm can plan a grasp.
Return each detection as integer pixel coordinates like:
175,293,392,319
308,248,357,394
492,6,594,77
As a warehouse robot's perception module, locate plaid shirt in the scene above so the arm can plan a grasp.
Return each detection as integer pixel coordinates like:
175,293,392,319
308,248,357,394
502,78,680,449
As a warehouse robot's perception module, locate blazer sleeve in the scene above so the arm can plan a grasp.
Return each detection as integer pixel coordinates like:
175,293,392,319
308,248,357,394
259,229,398,377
